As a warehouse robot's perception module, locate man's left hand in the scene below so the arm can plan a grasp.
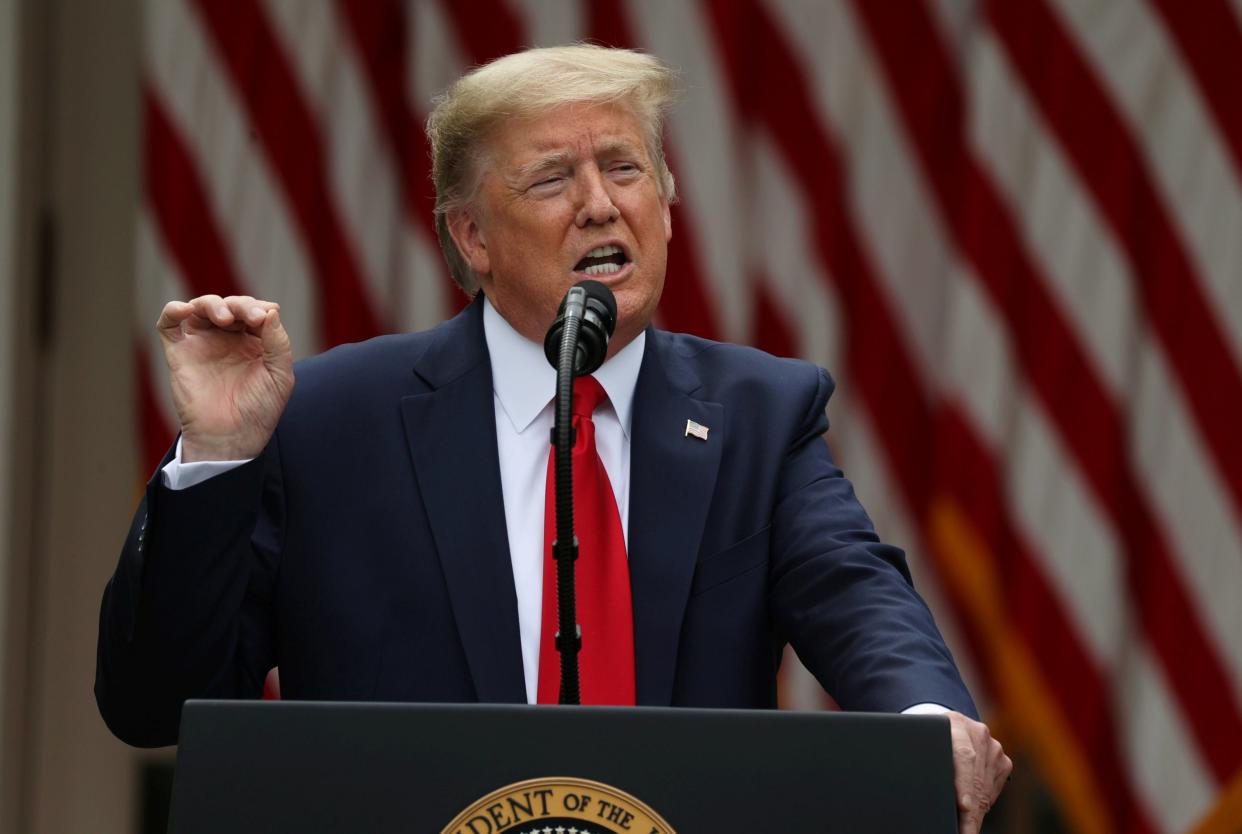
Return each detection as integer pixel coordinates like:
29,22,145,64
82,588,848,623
947,711,1012,834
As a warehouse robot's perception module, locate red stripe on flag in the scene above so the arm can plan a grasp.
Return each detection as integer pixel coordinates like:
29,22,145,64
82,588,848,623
702,3,1156,829
989,0,1242,585
332,0,432,227
140,88,248,480
751,276,799,359
143,89,247,302
704,1,936,514
438,0,526,63
189,0,384,347
936,407,1157,834
853,0,1242,782
657,202,724,340
333,0,461,315
587,0,721,340
933,410,1157,834
1147,0,1242,191
430,0,528,313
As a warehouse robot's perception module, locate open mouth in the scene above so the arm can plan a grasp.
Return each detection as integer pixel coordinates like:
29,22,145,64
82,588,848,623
573,244,630,277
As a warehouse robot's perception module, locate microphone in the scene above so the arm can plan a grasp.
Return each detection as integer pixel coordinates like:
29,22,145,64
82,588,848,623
543,280,617,375
542,280,617,704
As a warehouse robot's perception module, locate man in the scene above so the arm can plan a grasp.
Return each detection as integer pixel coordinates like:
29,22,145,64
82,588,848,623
98,45,1010,830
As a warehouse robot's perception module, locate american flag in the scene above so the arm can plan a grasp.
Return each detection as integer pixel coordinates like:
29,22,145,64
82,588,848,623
136,2,1242,832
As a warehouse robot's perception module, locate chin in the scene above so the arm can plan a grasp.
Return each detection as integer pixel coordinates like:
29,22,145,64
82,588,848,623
615,302,655,341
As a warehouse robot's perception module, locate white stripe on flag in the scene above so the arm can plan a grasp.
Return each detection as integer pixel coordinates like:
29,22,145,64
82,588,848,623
630,0,750,343
145,0,320,355
135,210,189,434
967,31,1138,396
1047,0,1242,366
751,136,843,369
264,0,401,328
773,0,958,374
513,0,585,47
1118,647,1216,832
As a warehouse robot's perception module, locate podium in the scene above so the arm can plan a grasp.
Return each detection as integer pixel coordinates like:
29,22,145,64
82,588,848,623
167,700,957,833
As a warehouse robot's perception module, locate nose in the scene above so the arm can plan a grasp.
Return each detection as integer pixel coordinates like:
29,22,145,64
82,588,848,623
574,166,620,227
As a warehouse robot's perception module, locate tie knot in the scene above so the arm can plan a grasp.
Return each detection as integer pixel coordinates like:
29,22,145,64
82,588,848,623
573,375,608,419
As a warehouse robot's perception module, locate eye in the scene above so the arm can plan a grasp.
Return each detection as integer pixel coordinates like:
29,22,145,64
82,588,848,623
526,175,566,195
607,161,644,182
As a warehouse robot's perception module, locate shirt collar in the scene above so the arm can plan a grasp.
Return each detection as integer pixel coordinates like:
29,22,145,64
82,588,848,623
483,294,645,438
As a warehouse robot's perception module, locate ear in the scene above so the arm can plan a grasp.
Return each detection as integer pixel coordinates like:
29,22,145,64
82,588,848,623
662,198,672,243
446,208,491,275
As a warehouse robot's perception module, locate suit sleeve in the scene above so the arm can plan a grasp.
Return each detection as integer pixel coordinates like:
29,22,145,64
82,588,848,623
95,437,283,747
769,367,978,718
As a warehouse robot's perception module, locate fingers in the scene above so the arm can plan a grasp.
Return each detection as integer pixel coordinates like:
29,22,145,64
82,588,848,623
954,737,984,834
156,300,195,334
156,295,281,337
193,294,280,332
948,712,1009,834
992,746,1014,798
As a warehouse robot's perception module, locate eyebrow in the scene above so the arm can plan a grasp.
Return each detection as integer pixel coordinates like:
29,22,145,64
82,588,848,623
513,151,573,183
511,139,645,183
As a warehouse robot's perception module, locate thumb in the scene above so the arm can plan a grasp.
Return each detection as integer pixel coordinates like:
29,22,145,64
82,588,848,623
260,308,291,365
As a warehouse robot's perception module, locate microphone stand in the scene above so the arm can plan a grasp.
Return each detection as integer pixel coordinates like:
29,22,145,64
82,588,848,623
550,307,583,705
545,281,616,706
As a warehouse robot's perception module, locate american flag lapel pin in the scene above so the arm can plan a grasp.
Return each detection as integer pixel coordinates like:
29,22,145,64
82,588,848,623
685,419,709,441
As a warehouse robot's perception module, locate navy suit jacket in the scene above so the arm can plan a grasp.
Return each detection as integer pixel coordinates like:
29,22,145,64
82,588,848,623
97,297,974,747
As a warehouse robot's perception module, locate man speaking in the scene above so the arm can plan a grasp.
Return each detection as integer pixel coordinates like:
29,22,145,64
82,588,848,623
97,45,1009,830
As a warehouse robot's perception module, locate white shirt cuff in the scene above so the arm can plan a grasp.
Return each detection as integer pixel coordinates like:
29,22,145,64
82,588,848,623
160,436,253,491
902,702,952,715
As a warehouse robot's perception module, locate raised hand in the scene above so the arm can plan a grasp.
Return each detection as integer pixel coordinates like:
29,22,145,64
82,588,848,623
157,294,295,462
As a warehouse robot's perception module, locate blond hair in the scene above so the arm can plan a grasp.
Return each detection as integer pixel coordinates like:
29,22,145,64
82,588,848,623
426,44,680,293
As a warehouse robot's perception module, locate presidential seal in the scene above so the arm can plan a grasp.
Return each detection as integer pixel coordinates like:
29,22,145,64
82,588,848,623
440,776,678,834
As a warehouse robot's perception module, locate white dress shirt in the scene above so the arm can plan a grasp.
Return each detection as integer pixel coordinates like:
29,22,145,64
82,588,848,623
482,298,645,704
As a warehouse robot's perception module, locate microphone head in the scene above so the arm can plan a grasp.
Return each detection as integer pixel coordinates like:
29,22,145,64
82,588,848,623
543,280,619,375
575,279,617,336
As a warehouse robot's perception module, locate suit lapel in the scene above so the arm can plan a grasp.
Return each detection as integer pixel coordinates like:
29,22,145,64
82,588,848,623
628,331,723,705
400,299,526,703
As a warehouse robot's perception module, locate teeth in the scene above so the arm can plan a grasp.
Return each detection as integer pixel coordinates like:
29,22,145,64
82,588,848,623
584,244,622,259
584,262,622,275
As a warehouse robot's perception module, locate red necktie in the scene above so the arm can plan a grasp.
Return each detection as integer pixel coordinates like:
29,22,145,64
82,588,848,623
537,375,636,705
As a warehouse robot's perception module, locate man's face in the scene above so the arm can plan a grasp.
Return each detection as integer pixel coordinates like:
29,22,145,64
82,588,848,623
448,101,672,354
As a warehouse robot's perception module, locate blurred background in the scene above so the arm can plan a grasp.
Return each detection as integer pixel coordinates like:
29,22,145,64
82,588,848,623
1,0,1240,832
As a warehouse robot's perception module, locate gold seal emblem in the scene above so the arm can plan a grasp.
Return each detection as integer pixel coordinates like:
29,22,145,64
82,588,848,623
440,776,677,834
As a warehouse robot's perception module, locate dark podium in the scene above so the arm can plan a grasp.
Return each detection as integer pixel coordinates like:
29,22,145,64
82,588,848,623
168,700,957,833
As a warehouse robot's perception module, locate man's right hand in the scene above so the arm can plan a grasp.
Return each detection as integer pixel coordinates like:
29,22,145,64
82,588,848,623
157,294,295,462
